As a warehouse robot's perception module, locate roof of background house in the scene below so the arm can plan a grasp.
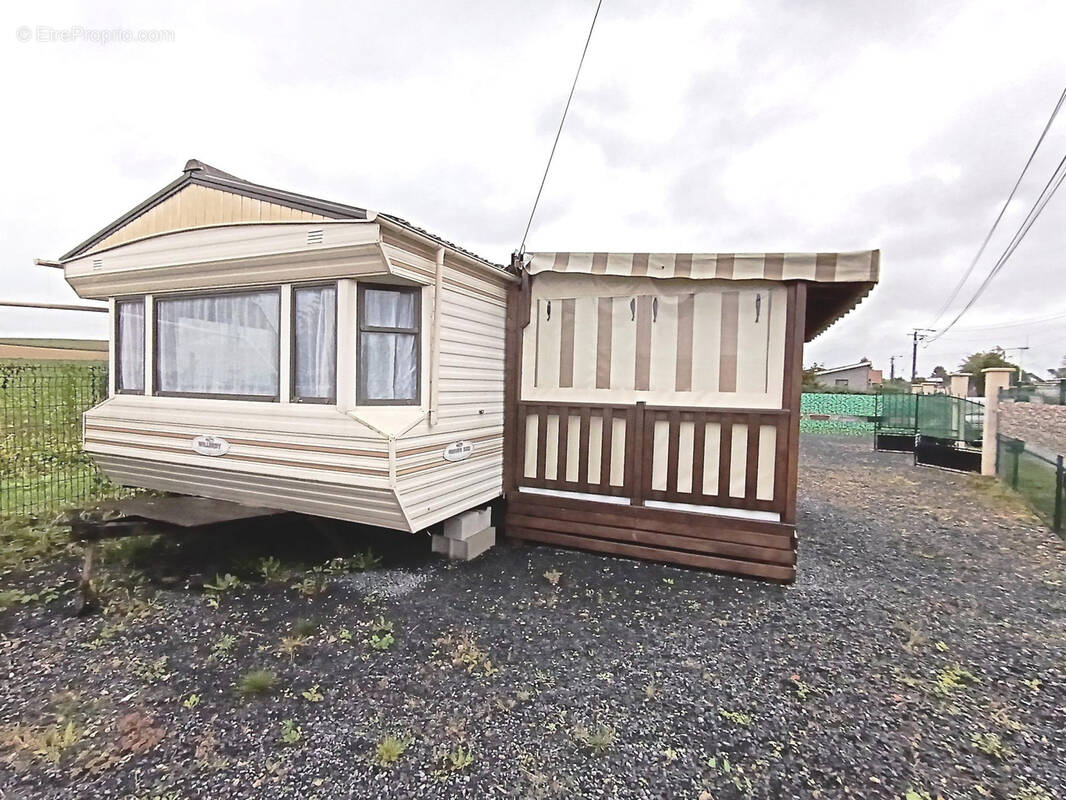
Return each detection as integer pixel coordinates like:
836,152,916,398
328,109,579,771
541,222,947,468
816,362,873,376
60,160,507,272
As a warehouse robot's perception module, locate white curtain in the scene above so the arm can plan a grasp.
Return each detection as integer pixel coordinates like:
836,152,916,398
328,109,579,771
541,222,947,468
361,288,418,401
293,285,337,400
156,290,280,397
116,299,145,392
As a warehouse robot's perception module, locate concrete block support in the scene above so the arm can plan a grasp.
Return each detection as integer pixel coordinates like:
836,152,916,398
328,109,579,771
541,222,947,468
981,367,1015,476
433,506,495,560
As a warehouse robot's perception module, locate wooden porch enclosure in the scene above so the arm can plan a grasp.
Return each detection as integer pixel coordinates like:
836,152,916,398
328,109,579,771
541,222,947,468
502,276,807,582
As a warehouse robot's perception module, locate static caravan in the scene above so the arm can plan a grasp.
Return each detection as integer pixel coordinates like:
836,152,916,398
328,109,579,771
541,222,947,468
54,160,515,537
503,250,880,581
52,160,879,580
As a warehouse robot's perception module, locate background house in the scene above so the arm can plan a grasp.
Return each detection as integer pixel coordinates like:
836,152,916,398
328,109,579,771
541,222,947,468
815,361,882,391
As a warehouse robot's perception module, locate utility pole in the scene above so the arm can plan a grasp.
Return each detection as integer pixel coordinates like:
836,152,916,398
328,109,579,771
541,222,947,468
910,329,935,382
889,355,904,381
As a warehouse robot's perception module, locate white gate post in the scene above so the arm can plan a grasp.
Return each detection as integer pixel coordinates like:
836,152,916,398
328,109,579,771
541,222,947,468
981,368,1015,477
949,372,971,398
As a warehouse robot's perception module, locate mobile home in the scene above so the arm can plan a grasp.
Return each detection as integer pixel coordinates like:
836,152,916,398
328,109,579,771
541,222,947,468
55,160,515,534
53,161,879,579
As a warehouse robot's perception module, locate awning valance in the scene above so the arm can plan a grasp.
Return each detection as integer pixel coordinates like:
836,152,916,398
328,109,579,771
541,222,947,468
525,250,879,284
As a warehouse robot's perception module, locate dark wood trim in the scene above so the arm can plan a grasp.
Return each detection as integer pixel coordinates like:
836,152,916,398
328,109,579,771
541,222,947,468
508,492,794,538
502,279,521,498
507,491,796,580
508,526,794,581
744,414,760,502
782,282,807,524
355,282,422,406
152,286,282,402
289,281,338,404
632,401,648,506
507,514,796,566
114,297,145,395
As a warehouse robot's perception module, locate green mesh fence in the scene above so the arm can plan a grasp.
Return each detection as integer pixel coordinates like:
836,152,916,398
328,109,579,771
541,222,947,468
874,393,917,434
914,394,983,446
0,361,126,518
996,435,1063,534
800,393,876,435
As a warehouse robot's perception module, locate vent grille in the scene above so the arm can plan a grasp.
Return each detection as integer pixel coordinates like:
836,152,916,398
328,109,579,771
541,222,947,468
306,229,324,245
91,259,103,272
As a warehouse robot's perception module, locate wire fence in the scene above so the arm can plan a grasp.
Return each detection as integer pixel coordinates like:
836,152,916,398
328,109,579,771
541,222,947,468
996,434,1064,535
0,361,125,519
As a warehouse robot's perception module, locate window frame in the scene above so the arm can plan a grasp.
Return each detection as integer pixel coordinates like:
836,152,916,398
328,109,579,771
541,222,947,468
114,296,146,395
152,286,283,402
356,282,422,406
289,281,339,405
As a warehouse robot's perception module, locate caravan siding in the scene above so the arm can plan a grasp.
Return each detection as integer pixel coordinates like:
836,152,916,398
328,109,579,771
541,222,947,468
391,249,509,531
84,398,407,529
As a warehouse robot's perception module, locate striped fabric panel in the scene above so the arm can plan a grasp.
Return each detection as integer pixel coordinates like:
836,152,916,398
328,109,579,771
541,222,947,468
526,250,880,283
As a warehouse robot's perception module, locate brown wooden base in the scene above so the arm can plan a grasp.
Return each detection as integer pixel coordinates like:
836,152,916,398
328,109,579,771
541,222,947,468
505,493,796,582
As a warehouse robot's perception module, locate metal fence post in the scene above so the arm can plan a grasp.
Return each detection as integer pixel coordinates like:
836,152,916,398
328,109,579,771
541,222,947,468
1055,455,1064,534
1010,442,1020,491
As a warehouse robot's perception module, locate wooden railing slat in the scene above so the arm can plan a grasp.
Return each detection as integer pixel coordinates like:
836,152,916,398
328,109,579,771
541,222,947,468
600,407,613,487
745,413,760,502
666,409,681,494
578,407,591,486
718,414,733,500
691,413,706,501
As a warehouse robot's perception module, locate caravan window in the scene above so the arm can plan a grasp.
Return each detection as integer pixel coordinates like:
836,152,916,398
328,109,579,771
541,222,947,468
115,298,145,394
155,289,281,400
291,284,337,403
357,284,421,405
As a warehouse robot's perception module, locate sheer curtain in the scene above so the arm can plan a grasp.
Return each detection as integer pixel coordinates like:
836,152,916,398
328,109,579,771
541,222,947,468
360,287,418,402
293,285,337,400
116,299,145,392
156,290,280,397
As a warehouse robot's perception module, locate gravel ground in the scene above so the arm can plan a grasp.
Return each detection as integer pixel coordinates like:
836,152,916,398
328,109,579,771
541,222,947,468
0,435,1063,799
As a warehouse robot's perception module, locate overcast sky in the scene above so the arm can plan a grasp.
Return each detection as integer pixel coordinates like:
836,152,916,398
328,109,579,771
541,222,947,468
2,0,1064,378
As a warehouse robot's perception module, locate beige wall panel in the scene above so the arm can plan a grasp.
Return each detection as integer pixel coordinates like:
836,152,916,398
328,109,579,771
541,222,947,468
676,420,695,494
702,422,721,495
572,297,597,389
649,296,680,392
756,424,777,501
690,291,723,392
729,423,748,498
609,416,627,486
524,414,538,479
610,296,637,391
587,415,603,482
736,289,770,395
651,418,669,491
535,299,561,389
544,413,560,481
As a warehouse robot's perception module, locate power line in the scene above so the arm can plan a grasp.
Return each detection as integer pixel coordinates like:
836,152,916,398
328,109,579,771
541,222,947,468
927,149,1066,343
931,85,1066,324
943,308,1066,333
518,0,604,255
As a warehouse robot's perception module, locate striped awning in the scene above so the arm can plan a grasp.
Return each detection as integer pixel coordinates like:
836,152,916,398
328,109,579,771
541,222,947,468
526,250,880,284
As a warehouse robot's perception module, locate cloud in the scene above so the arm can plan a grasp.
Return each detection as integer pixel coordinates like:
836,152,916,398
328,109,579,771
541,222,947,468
1,0,1063,373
